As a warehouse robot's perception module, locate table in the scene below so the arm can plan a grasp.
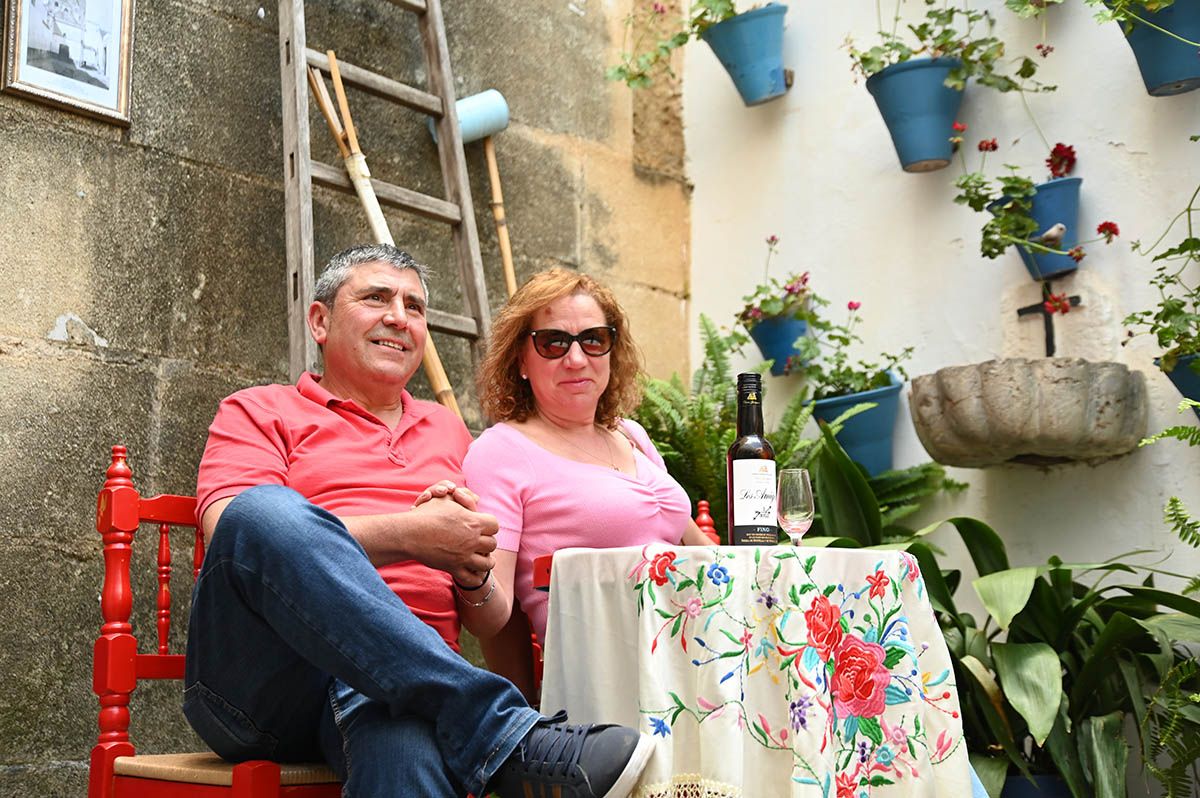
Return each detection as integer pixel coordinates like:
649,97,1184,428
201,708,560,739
540,545,971,798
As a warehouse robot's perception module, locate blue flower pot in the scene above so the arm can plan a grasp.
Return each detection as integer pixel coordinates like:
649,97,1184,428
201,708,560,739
1121,1,1200,96
1016,177,1083,281
865,58,964,173
749,317,808,376
1160,353,1200,419
700,4,789,106
1001,774,1072,798
812,376,903,475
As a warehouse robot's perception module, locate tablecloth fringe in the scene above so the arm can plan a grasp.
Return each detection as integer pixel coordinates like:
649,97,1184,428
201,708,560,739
637,774,742,798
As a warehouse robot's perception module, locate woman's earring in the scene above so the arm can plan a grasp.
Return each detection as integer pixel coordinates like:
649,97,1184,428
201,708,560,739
521,373,528,380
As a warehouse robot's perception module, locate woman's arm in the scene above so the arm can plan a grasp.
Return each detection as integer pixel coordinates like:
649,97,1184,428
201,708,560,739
455,547,518,639
681,518,717,546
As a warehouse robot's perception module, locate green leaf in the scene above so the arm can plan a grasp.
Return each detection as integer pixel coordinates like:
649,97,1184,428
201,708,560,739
991,642,1062,746
814,422,882,545
1045,698,1090,798
1139,612,1200,641
1070,613,1148,712
883,647,908,668
859,716,884,745
968,753,1009,798
1081,712,1128,798
958,655,1027,774
943,517,1009,575
973,567,1039,631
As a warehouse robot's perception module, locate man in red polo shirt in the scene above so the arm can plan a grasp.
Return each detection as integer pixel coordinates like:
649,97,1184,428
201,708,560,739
184,244,652,798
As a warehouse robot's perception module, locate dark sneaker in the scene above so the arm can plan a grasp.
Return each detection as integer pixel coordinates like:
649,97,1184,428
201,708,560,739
490,711,654,798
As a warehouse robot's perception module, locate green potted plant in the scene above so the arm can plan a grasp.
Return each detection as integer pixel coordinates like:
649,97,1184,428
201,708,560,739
845,0,1051,172
787,294,913,476
607,0,791,105
733,235,814,377
1084,0,1200,95
953,135,1120,282
906,522,1200,798
1122,165,1200,416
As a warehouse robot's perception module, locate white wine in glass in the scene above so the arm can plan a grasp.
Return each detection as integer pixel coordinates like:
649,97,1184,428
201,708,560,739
777,468,814,545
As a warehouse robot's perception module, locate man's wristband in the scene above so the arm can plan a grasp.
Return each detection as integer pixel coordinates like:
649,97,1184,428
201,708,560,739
453,569,492,591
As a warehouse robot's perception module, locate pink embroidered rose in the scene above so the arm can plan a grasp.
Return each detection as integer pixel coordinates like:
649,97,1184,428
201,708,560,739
832,635,891,718
649,551,677,586
804,594,844,661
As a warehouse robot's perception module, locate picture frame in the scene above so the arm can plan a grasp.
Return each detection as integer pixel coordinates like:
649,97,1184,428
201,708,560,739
2,0,134,124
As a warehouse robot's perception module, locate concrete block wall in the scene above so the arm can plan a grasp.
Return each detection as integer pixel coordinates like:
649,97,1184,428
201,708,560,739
0,1,689,792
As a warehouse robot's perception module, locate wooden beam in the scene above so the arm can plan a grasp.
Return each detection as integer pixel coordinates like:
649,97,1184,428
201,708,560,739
305,49,442,116
384,0,426,12
427,308,480,339
279,0,319,379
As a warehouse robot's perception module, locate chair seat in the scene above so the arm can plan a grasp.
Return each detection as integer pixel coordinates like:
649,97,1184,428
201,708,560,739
113,753,339,786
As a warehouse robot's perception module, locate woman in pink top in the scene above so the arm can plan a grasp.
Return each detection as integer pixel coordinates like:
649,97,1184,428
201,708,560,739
462,269,712,699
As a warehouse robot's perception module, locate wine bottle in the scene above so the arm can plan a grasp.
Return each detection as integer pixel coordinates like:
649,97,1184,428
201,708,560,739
726,372,778,545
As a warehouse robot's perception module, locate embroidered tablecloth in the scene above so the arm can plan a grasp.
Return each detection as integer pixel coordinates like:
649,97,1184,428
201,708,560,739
540,545,970,798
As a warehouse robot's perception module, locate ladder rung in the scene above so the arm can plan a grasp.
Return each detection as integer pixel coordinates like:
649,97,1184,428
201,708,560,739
311,161,462,225
428,308,479,338
386,0,426,12
305,49,442,116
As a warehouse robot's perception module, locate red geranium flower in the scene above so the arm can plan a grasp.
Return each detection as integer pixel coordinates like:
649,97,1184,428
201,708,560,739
1035,43,1054,57
847,300,862,311
952,121,967,133
804,595,844,661
978,138,999,152
765,234,779,246
832,635,892,718
1097,221,1120,243
1043,292,1072,315
1047,143,1077,178
1068,246,1085,263
649,551,677,585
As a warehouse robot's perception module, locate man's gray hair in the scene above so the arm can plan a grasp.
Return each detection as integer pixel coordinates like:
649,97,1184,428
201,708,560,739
313,244,432,307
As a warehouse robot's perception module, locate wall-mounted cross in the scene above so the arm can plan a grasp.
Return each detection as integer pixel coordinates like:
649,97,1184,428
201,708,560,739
1017,281,1081,357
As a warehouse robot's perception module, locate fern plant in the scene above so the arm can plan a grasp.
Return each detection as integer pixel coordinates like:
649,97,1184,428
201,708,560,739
1139,398,1200,594
1140,659,1200,798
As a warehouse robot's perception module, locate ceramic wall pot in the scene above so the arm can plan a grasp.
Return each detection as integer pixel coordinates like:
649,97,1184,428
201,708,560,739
1012,177,1083,281
865,57,964,173
748,316,808,376
700,4,790,106
1000,774,1072,798
812,376,902,475
1161,353,1200,418
1120,1,1200,96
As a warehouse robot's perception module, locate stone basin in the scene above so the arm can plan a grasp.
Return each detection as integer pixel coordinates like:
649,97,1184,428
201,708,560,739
909,358,1148,467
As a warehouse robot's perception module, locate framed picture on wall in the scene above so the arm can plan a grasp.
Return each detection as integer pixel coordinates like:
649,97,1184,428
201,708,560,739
2,0,134,124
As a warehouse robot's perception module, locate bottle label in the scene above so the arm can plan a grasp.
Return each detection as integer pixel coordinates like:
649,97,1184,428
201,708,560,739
731,460,777,527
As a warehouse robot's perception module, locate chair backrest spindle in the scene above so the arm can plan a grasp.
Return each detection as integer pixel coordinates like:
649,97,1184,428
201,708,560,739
156,524,171,655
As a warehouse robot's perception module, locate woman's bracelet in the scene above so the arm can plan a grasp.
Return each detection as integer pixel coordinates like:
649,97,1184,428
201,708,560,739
455,571,496,607
453,569,492,591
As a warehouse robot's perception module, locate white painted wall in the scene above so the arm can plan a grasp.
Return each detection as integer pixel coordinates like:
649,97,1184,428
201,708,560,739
683,2,1200,588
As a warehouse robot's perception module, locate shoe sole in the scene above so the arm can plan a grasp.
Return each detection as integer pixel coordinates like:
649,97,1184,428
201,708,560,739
598,732,655,798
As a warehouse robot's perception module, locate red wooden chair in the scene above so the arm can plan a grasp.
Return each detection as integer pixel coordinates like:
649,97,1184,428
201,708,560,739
89,445,341,798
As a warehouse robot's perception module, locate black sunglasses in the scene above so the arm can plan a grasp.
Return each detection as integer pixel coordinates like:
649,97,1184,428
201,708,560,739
528,326,617,359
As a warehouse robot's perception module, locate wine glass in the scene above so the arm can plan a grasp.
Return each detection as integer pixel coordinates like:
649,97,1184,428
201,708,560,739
777,468,814,545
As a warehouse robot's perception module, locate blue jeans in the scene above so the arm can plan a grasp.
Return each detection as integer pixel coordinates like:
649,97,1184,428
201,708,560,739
183,485,540,797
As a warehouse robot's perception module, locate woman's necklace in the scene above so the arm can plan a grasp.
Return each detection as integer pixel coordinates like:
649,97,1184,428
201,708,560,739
538,418,619,470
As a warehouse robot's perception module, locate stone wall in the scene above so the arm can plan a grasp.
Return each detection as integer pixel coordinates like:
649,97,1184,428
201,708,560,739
0,1,689,793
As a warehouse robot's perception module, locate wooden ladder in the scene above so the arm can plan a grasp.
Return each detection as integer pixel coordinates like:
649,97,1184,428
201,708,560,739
277,0,491,388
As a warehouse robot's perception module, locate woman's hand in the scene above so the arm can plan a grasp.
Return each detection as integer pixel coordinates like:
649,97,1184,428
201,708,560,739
413,480,479,510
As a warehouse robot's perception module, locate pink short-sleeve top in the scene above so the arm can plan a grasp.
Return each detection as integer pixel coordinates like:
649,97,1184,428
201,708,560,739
463,418,691,642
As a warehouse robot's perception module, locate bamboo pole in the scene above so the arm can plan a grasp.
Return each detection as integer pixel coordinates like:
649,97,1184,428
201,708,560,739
308,55,462,418
482,136,517,298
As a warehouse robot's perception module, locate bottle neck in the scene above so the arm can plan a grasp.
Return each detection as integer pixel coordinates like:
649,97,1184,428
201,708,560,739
736,397,764,437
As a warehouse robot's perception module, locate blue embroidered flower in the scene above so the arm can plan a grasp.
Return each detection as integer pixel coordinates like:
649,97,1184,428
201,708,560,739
875,744,894,766
650,717,671,737
707,563,730,585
